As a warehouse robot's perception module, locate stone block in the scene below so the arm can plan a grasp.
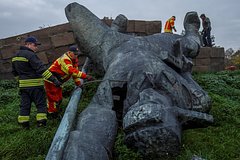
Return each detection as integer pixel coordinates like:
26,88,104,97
195,58,211,66
54,46,69,56
210,58,224,66
210,47,224,57
48,23,72,35
0,39,5,47
0,44,19,59
209,58,224,72
127,20,135,33
46,46,69,63
198,47,225,59
145,21,161,34
3,35,23,45
192,58,196,66
102,18,112,27
192,65,210,72
197,47,211,58
0,73,14,80
134,21,146,33
44,50,57,64
51,32,75,47
2,29,52,50
36,37,52,52
37,52,49,64
209,65,224,72
0,59,12,73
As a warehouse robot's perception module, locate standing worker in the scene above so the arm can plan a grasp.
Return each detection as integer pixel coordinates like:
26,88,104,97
164,16,177,33
12,36,61,129
200,14,212,47
44,45,92,118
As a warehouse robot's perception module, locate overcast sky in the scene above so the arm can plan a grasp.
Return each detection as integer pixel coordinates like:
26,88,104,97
0,0,239,51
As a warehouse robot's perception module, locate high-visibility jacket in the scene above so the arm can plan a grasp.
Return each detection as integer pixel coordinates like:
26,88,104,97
48,51,86,86
12,46,56,88
164,17,175,33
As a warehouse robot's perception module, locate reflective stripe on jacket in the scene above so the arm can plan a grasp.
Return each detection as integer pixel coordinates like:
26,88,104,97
48,52,86,84
19,78,44,87
12,46,54,88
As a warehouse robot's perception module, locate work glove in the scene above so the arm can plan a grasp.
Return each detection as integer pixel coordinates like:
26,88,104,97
53,79,62,87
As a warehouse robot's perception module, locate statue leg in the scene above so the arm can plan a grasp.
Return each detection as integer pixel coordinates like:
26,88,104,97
63,80,118,160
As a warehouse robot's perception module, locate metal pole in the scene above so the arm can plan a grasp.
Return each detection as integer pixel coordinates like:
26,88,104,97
46,57,90,160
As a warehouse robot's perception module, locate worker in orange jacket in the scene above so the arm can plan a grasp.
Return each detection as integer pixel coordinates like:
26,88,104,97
44,45,92,118
164,16,177,33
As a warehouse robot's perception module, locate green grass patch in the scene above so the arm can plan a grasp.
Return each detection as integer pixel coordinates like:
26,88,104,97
1,70,240,159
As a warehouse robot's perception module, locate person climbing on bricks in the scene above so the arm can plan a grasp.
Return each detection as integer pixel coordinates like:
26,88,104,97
164,16,177,33
200,13,212,47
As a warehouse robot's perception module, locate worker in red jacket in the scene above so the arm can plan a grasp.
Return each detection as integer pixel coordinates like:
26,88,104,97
164,16,177,33
44,45,92,118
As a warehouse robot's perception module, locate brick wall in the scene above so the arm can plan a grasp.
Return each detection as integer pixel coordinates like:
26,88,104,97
0,23,73,79
0,19,162,80
192,47,225,72
0,19,224,80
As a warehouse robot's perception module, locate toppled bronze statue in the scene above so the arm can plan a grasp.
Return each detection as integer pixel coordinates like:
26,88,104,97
63,2,213,159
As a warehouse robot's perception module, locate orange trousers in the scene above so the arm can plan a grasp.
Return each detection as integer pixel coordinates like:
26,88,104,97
44,81,63,113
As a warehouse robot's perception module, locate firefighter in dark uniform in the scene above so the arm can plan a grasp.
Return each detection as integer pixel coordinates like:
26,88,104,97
12,36,61,129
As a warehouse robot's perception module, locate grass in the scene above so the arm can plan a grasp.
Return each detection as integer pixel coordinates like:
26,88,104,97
177,71,240,160
0,70,240,160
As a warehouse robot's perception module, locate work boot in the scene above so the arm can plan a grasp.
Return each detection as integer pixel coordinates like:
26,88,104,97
19,121,30,130
37,119,47,127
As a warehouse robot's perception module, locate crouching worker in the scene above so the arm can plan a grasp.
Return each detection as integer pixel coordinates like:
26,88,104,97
12,36,62,129
44,45,92,119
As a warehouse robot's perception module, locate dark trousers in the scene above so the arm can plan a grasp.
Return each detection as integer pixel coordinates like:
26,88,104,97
19,87,47,116
202,28,212,47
